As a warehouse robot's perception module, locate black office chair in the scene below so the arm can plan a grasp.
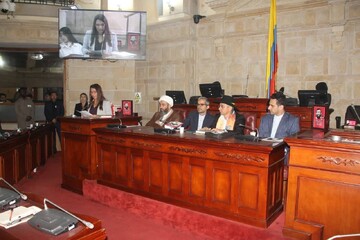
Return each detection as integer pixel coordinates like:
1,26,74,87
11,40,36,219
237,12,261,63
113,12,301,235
189,96,201,105
316,82,331,106
345,105,360,124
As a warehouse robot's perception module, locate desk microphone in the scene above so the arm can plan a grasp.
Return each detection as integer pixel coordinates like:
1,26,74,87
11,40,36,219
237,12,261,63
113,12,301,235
350,104,360,123
238,124,259,137
0,177,27,201
28,198,94,235
43,198,94,229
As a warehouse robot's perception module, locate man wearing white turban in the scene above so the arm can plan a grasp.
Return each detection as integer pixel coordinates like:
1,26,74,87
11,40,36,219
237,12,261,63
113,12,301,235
146,95,184,128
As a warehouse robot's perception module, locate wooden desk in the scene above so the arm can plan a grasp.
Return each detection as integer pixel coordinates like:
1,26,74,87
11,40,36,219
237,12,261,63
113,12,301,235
0,193,106,240
283,130,360,239
60,116,142,194
0,124,54,184
93,126,285,227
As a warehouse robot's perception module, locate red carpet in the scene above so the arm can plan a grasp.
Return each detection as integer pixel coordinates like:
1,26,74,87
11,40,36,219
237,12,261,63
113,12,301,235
15,153,292,240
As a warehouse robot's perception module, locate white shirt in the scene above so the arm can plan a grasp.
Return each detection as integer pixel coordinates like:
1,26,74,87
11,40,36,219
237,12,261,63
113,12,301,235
60,42,83,58
197,114,205,130
270,114,284,138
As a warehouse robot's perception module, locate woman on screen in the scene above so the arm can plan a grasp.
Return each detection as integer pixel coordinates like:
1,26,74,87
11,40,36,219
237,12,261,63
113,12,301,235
88,84,112,116
59,27,83,58
82,14,118,57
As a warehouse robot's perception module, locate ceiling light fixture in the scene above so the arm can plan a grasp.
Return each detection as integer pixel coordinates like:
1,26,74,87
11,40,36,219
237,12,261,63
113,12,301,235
30,53,44,60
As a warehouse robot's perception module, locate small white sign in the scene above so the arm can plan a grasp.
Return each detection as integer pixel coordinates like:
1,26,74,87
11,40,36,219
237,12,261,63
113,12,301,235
134,92,141,104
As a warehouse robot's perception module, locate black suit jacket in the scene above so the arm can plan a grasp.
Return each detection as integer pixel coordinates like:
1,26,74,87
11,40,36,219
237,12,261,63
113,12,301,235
182,111,215,131
44,100,64,122
210,112,245,134
74,103,89,117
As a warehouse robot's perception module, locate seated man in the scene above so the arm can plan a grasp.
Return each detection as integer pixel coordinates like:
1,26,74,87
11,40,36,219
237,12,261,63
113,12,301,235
259,92,300,139
146,95,184,128
182,97,215,131
207,95,245,134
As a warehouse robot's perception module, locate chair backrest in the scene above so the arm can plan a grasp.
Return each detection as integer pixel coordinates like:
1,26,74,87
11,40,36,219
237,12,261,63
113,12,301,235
189,96,201,105
345,105,360,124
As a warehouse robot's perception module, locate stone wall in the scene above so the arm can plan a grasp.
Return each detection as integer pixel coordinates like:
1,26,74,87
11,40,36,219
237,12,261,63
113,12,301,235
138,0,360,127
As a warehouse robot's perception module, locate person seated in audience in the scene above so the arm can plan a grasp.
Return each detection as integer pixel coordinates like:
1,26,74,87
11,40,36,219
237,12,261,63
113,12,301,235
258,92,300,139
146,95,184,128
88,83,112,116
74,92,89,117
204,95,245,134
14,87,34,129
183,96,215,131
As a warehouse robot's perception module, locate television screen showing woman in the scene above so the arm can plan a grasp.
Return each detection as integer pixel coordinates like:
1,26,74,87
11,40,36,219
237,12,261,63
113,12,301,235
58,9,147,60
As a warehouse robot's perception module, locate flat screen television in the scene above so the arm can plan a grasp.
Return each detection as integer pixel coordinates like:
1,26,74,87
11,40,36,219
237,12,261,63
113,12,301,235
298,90,328,107
165,91,187,104
58,9,146,60
199,83,223,98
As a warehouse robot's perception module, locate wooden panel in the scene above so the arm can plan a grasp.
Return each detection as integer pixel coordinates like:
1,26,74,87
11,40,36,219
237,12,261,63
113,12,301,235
238,172,259,210
212,168,231,205
94,127,285,227
284,130,360,240
189,161,206,199
168,157,183,194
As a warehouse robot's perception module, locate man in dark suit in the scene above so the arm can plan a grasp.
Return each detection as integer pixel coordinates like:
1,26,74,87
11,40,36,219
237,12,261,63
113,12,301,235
183,97,215,131
259,92,300,139
44,91,64,144
209,95,245,134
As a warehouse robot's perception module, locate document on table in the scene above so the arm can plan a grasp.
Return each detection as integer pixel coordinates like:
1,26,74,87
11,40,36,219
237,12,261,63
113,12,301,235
77,110,93,118
0,206,41,229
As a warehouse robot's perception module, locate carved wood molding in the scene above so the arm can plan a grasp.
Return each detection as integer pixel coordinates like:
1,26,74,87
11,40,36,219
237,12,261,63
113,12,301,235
169,146,207,154
215,152,265,162
131,141,162,149
317,156,360,167
98,136,125,144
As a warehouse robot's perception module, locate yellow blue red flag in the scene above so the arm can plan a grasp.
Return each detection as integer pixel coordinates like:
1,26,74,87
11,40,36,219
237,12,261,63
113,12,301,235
266,0,278,98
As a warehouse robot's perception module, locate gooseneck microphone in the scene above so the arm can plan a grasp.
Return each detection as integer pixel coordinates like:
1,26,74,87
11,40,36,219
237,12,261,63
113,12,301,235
238,124,259,137
43,198,94,229
0,177,27,200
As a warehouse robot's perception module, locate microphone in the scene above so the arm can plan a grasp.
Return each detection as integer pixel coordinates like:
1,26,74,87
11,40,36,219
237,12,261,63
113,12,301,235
238,124,258,137
236,124,260,142
28,198,94,236
0,177,27,208
350,104,360,123
43,198,94,229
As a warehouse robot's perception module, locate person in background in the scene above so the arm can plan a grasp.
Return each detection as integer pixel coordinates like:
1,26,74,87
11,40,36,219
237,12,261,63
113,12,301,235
14,87,34,129
88,83,112,116
146,95,184,128
44,91,64,140
74,92,89,117
207,95,245,134
59,27,83,58
258,92,300,139
183,97,214,131
82,14,118,57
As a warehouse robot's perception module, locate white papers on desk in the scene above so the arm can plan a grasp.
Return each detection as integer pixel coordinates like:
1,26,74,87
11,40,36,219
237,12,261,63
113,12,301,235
0,206,41,229
261,137,283,143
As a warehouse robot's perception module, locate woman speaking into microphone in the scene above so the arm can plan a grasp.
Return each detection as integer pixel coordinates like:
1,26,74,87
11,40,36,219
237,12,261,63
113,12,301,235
87,83,112,117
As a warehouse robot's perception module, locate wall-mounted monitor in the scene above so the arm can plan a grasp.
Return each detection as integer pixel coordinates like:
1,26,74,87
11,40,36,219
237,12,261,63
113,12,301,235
199,83,223,98
165,91,187,104
58,9,147,60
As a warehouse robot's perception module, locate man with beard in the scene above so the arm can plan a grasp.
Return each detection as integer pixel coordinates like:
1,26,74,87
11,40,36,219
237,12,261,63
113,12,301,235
182,96,214,131
146,95,184,128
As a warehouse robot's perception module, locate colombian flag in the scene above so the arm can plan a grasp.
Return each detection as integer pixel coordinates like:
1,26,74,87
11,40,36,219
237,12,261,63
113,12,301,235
265,0,278,98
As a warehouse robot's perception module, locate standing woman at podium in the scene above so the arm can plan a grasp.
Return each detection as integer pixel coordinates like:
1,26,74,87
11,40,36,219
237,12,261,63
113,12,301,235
88,84,112,116
74,93,89,117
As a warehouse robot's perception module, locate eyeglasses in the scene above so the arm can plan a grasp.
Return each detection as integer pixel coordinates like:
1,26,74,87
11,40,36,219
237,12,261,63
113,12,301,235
197,104,207,106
